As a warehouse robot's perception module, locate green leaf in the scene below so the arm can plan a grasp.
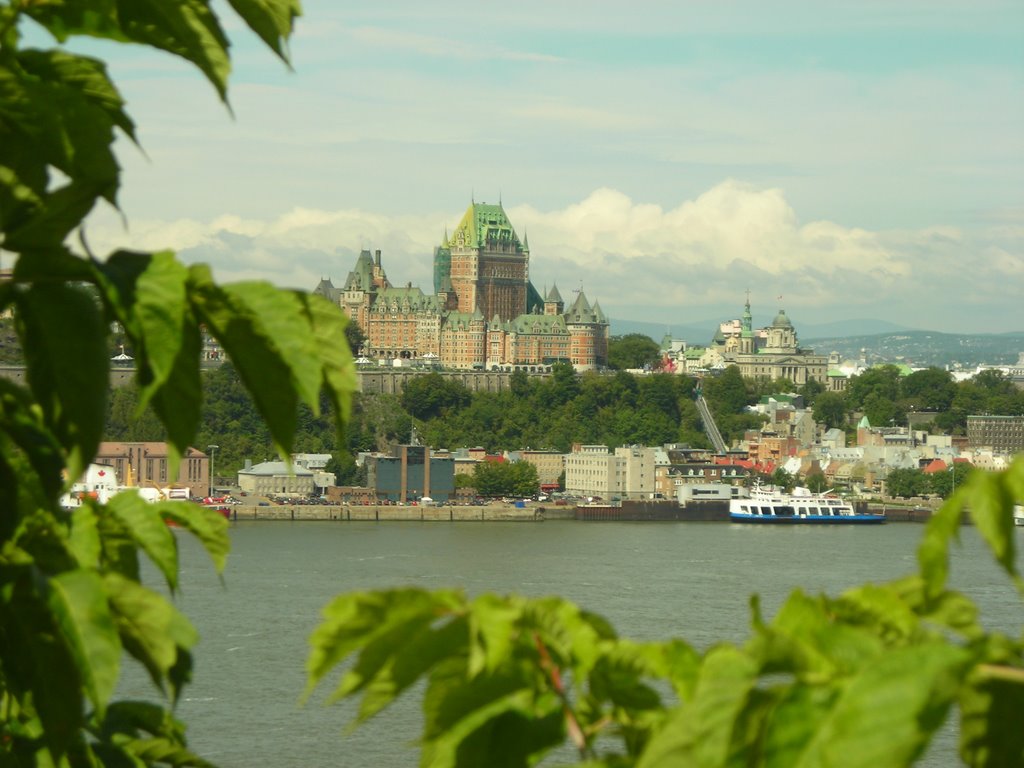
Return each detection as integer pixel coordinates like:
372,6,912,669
788,642,970,768
158,503,230,574
306,588,464,698
302,292,356,452
97,250,202,472
917,491,966,600
469,593,523,678
5,575,84,761
104,572,199,696
17,47,135,143
650,638,702,702
98,251,188,399
345,614,469,724
963,470,1019,583
959,666,1024,767
48,569,122,715
520,596,611,675
67,506,103,569
753,590,883,681
0,50,127,241
105,491,179,591
226,0,301,62
27,0,233,102
0,377,66,501
9,245,95,284
756,684,838,768
16,283,108,483
146,320,202,478
422,656,562,768
190,269,323,456
95,701,215,767
0,163,43,233
637,645,759,768
589,642,663,713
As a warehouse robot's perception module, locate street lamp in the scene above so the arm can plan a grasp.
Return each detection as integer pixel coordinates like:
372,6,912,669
207,444,219,498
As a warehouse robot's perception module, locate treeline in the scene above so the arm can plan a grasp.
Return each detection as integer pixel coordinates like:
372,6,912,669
104,364,776,476
811,365,1024,432
886,464,972,499
103,362,1023,481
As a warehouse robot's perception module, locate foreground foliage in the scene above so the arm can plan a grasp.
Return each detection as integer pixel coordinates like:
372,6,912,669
1,1,355,765
308,457,1024,767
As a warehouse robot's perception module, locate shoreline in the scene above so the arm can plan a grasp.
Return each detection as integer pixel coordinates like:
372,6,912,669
227,503,561,522
223,502,939,523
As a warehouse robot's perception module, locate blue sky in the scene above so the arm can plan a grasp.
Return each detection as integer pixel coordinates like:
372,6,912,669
41,1,1024,336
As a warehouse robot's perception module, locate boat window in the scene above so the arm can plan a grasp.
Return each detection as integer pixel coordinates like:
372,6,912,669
797,507,806,515
761,506,773,515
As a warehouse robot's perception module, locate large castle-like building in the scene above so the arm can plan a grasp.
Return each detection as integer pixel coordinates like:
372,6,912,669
314,201,609,371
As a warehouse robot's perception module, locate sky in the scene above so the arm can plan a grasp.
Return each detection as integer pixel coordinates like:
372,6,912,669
33,1,1024,336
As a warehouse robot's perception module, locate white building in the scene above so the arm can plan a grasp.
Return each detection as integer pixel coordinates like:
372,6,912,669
564,444,658,501
237,460,314,497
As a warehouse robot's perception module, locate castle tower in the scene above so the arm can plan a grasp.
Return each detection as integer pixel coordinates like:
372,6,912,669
446,201,529,322
544,283,564,316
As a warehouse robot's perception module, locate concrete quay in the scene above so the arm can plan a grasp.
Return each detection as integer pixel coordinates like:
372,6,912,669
227,503,559,522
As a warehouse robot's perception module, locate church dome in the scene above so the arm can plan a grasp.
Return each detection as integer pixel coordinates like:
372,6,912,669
771,309,793,328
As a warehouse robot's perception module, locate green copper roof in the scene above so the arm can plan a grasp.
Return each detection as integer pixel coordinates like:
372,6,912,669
771,309,793,328
451,202,524,251
507,314,568,335
376,286,442,312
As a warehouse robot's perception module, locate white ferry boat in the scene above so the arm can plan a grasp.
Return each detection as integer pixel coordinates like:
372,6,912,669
730,485,885,524
1014,505,1024,527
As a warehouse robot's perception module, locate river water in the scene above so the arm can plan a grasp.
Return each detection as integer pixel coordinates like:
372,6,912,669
120,520,1023,767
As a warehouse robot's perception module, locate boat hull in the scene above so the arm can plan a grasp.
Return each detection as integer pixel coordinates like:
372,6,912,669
730,513,885,525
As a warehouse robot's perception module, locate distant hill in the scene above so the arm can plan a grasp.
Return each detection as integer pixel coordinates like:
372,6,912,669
803,331,1024,368
611,317,917,345
610,317,1023,368
609,318,715,344
798,318,914,338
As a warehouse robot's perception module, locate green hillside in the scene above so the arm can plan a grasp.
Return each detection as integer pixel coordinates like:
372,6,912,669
805,330,1024,368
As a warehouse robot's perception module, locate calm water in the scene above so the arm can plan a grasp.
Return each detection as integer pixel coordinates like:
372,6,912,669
121,521,1023,767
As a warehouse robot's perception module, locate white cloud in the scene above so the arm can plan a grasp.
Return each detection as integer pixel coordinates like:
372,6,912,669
82,181,1022,333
